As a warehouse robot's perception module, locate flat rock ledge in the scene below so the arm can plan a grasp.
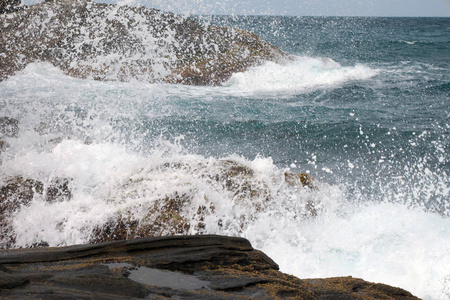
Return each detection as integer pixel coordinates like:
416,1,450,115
0,235,418,299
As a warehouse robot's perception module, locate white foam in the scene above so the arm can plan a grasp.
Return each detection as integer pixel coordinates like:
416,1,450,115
256,202,450,300
223,56,379,97
1,62,448,300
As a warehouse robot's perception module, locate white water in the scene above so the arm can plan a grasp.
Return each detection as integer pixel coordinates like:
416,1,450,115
1,63,449,300
224,56,379,97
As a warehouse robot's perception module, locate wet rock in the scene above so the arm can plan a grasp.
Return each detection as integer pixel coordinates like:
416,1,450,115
0,177,44,215
0,176,72,214
0,176,72,248
0,270,30,289
45,177,72,203
284,171,315,189
0,0,287,85
0,235,419,299
91,193,195,243
92,160,319,244
34,122,51,135
0,117,19,138
0,177,44,248
0,0,23,14
0,138,7,150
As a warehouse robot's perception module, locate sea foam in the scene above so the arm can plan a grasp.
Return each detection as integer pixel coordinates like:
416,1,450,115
0,61,448,300
223,56,379,97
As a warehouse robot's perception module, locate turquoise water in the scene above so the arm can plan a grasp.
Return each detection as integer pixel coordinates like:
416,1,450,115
1,15,449,299
127,16,450,212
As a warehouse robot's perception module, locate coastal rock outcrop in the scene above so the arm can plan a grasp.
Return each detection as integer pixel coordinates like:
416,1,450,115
0,0,287,85
0,235,419,299
91,160,317,243
1,160,316,248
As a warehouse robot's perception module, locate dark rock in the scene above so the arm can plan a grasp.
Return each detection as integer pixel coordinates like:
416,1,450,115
0,270,30,289
0,235,419,299
0,176,44,248
0,117,19,138
0,177,44,215
0,0,287,85
91,193,192,243
45,177,72,203
34,122,51,135
0,176,72,214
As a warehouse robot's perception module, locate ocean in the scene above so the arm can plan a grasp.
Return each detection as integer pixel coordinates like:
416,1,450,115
1,13,449,299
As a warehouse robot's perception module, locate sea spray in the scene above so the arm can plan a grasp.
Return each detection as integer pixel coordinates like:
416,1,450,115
1,13,449,300
223,56,379,97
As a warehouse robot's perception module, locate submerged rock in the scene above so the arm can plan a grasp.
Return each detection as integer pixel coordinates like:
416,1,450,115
0,235,419,299
0,0,287,85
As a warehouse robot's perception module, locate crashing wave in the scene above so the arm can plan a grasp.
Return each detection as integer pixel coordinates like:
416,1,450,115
0,0,287,85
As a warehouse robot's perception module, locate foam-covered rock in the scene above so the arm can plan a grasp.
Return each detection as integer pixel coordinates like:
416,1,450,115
0,117,19,138
0,0,23,14
91,160,318,243
0,0,287,85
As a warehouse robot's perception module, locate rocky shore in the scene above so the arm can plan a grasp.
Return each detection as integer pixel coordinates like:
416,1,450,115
0,117,420,298
0,235,419,299
0,0,287,85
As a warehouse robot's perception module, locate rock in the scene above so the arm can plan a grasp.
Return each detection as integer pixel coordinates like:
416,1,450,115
0,117,19,138
0,138,7,150
0,0,287,85
0,176,72,214
91,160,320,244
0,0,23,14
0,176,72,248
0,177,44,248
0,270,30,289
284,172,315,189
91,193,192,243
45,177,72,203
0,177,44,216
0,160,320,248
0,235,419,299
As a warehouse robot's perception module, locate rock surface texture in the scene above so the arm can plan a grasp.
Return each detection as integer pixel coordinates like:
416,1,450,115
0,235,419,299
0,0,286,85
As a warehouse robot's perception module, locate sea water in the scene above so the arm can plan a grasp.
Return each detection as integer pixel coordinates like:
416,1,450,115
0,14,449,299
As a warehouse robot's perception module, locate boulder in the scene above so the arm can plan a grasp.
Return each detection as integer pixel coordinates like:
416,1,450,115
92,160,317,244
0,235,419,299
0,0,287,85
